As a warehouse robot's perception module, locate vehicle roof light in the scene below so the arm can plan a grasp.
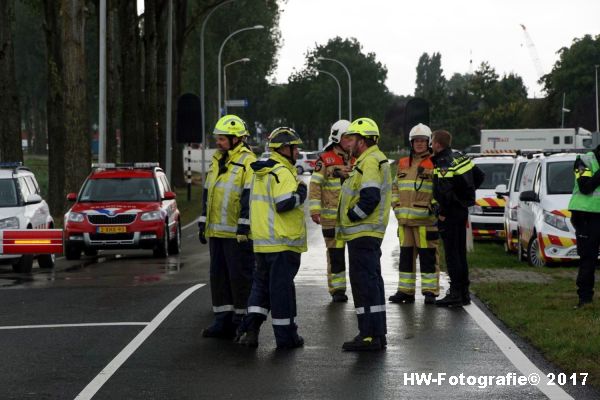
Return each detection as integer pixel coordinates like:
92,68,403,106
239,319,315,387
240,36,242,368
91,163,116,169
0,162,23,168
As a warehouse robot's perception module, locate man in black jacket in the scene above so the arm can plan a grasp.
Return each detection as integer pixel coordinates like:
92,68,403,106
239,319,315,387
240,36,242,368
431,130,478,307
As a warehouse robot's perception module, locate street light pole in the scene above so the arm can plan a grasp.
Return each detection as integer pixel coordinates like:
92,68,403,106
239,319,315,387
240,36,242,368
595,65,599,133
317,70,341,121
165,0,173,182
200,0,235,183
318,56,352,120
224,58,251,115
217,25,263,118
98,0,106,162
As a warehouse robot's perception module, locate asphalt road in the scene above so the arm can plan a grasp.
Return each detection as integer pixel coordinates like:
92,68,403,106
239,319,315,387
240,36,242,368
0,175,597,400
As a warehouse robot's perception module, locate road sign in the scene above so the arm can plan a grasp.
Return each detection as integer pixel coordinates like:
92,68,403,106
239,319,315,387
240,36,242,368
225,99,249,108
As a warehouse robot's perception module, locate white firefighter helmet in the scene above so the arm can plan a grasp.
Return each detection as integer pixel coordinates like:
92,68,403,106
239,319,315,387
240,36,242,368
409,123,432,143
323,119,351,150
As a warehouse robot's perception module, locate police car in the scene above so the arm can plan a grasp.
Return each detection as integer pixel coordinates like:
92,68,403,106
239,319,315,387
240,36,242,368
63,163,181,259
0,162,55,272
470,156,515,240
516,153,587,266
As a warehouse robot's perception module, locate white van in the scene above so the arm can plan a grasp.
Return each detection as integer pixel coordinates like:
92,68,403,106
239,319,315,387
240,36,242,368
495,154,543,253
470,156,515,240
517,153,582,266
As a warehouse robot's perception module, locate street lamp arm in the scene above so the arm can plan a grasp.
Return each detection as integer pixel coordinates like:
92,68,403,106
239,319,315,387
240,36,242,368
318,56,352,120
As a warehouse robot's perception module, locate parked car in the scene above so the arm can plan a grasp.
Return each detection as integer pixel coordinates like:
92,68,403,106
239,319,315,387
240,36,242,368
516,153,586,267
495,153,543,253
64,163,181,260
470,156,515,240
0,162,55,273
296,151,319,174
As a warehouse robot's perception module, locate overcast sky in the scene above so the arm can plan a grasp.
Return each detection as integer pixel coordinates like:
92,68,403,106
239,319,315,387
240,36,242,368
273,0,600,97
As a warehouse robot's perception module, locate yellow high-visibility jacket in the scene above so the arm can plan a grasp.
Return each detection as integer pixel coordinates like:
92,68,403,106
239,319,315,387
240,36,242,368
200,144,256,238
337,145,391,241
250,151,307,253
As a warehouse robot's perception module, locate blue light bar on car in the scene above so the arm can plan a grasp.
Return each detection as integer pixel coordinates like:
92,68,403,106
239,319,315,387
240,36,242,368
0,162,23,168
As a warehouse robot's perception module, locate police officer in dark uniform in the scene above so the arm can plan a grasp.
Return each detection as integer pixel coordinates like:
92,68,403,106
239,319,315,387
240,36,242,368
568,144,600,309
430,130,480,307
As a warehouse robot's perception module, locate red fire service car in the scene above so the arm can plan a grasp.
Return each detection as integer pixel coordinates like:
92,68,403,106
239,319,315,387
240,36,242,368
63,163,181,259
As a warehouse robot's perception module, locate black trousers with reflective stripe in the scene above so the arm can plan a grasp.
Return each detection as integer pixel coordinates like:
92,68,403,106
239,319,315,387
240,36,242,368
572,211,600,302
348,236,386,337
209,237,254,324
438,218,469,293
243,251,301,346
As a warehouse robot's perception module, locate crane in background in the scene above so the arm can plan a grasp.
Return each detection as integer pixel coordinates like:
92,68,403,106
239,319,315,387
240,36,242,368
520,24,545,80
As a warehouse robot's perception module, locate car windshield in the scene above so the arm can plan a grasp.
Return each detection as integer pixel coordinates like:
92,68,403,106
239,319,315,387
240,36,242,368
79,178,158,202
546,161,575,195
513,162,528,192
0,179,19,207
475,163,513,189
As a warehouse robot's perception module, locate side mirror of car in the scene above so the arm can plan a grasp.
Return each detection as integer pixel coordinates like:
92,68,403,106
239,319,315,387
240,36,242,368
519,190,539,202
495,184,509,198
66,193,77,202
26,193,42,204
163,191,176,200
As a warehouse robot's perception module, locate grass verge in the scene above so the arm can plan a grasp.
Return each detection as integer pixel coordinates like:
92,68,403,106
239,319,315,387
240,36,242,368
468,241,600,388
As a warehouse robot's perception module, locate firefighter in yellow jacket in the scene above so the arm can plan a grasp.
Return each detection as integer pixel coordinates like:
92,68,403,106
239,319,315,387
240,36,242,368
309,119,353,302
337,118,391,351
235,127,307,349
389,123,440,305
198,115,256,339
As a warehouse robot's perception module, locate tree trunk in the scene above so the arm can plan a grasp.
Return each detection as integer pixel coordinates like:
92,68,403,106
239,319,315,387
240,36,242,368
31,98,47,154
60,0,90,209
106,0,119,162
43,0,66,215
118,0,141,162
143,0,159,162
0,0,24,162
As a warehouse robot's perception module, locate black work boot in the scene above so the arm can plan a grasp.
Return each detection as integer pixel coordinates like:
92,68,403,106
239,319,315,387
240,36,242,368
574,299,592,309
237,330,259,347
342,335,385,351
462,289,471,305
435,289,463,307
332,291,349,303
388,291,415,304
424,293,437,305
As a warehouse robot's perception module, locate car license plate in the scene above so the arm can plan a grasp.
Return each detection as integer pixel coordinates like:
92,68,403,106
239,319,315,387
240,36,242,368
97,226,127,234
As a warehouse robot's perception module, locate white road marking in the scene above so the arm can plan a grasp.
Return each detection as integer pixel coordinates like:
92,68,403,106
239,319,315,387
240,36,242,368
74,283,206,400
182,218,199,231
0,322,148,330
464,302,573,400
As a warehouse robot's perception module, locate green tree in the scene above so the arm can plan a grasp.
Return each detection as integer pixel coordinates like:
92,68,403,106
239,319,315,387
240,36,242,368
415,52,447,126
541,34,600,130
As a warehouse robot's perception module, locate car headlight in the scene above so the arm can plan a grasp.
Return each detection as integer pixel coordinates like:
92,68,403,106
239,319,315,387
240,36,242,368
509,207,518,221
67,212,85,223
469,205,483,215
141,211,162,221
0,217,19,229
543,211,569,232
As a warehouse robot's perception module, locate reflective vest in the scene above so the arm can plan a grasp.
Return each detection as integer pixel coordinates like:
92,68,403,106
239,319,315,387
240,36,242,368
568,152,600,213
250,151,307,253
337,145,391,241
392,152,436,226
309,147,353,228
203,144,256,238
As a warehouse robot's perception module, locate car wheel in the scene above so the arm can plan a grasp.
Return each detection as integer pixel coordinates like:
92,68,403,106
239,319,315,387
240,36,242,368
168,222,181,255
65,244,81,260
84,248,98,257
296,166,304,175
12,255,34,273
153,225,169,258
527,235,546,267
38,254,55,269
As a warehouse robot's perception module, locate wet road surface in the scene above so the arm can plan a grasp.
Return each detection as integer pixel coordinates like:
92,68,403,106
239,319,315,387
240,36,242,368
0,176,596,399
